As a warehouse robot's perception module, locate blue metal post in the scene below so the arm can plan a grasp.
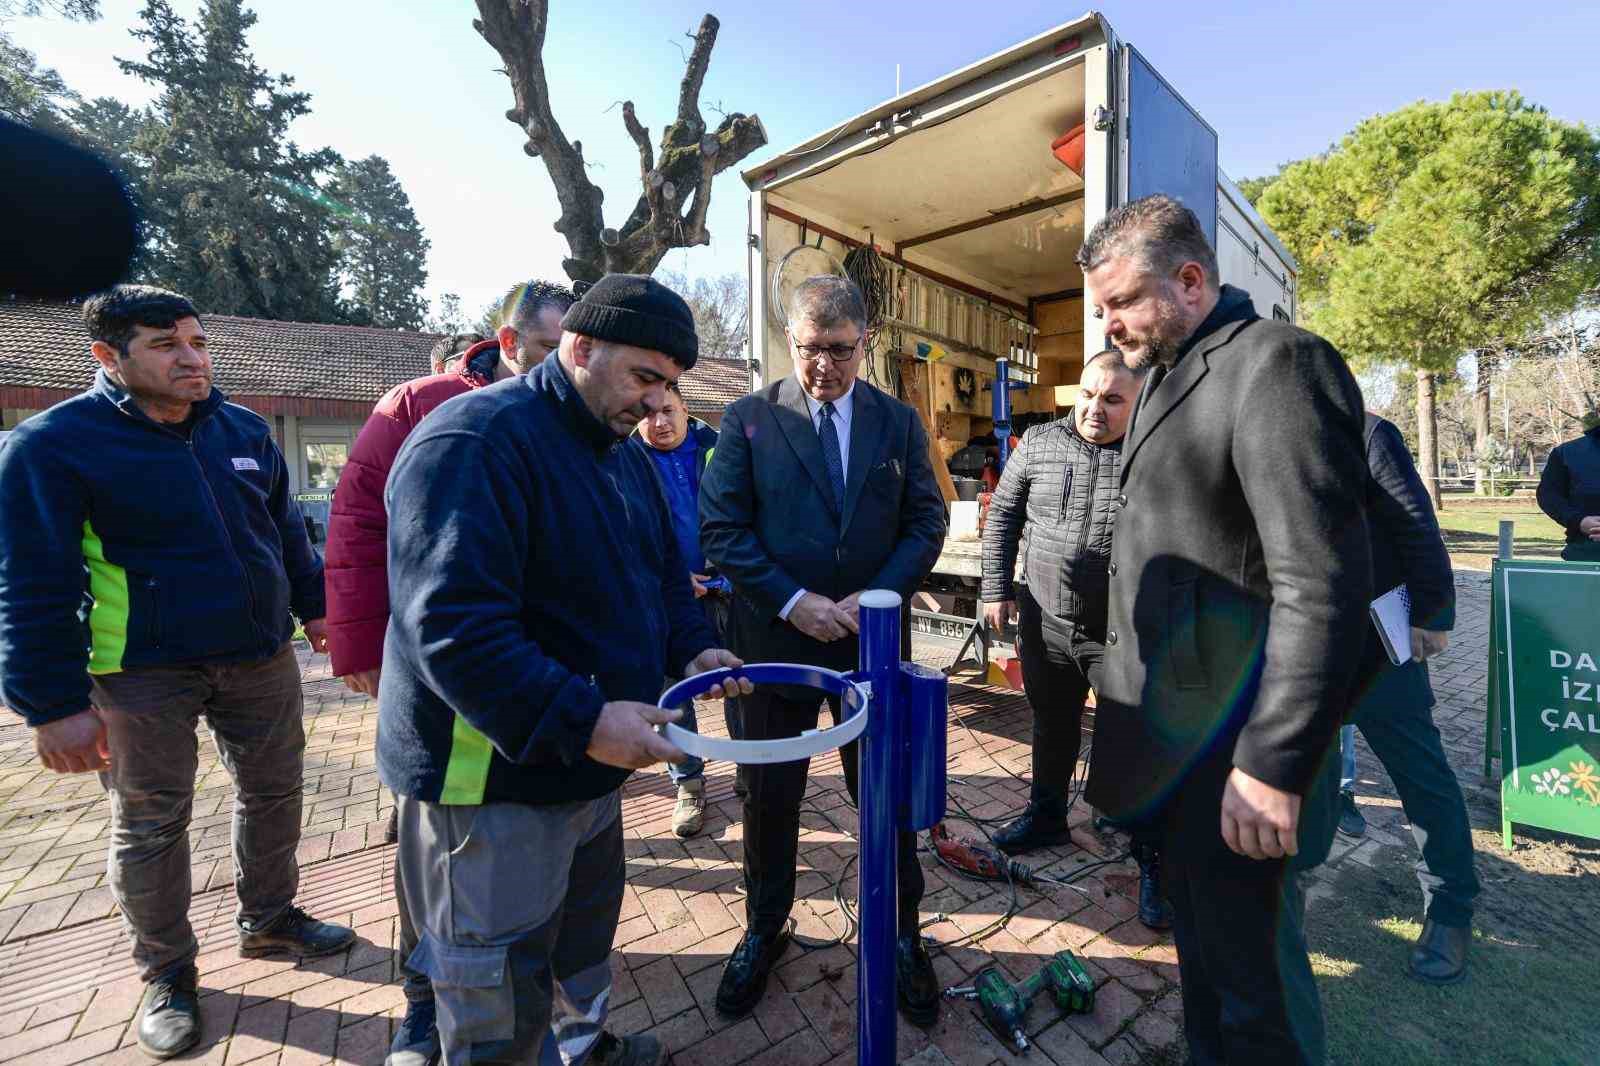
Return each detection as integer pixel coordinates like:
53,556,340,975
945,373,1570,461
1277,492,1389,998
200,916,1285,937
899,663,949,832
993,356,1013,470
856,590,902,1066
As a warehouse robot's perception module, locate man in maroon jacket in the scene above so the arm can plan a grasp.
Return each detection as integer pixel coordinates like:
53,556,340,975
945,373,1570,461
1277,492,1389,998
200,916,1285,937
323,279,573,1066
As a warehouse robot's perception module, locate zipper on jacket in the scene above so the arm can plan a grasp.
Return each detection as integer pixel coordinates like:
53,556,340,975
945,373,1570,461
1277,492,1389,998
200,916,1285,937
187,435,266,646
1067,447,1102,611
146,576,162,648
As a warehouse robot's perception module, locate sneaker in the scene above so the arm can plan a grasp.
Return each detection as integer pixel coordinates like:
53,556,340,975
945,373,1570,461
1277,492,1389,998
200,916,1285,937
385,997,440,1066
238,905,357,959
1336,789,1367,839
136,963,201,1059
672,778,706,839
588,1029,662,1066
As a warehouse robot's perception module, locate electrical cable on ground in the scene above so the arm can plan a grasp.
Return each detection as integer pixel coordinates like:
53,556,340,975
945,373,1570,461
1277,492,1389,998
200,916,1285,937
785,741,1121,957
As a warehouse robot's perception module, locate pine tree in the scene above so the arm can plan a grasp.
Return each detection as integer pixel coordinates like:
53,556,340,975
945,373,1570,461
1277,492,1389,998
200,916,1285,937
118,0,343,321
0,0,93,136
328,155,430,330
1253,92,1600,507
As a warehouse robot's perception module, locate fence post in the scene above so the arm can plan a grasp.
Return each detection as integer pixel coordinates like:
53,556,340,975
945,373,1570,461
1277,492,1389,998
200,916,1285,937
1485,520,1514,781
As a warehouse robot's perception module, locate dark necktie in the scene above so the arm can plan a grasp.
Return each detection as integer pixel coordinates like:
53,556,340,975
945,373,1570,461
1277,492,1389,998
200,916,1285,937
818,401,845,511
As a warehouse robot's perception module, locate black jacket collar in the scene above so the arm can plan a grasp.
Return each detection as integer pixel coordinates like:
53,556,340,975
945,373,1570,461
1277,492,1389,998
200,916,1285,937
94,368,224,434
1174,284,1255,366
530,355,622,453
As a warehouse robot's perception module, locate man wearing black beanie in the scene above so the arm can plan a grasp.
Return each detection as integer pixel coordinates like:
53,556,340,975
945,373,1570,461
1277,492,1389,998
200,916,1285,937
379,274,752,1066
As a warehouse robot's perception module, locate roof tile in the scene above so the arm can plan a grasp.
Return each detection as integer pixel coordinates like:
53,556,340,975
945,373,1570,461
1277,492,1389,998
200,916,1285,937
0,300,750,417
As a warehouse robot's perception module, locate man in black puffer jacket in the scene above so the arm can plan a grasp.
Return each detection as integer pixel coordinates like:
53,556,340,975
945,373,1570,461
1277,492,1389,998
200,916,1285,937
980,349,1171,929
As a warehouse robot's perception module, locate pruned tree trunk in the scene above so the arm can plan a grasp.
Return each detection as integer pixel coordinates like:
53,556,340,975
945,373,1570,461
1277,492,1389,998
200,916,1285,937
1416,367,1443,511
472,3,768,285
1472,348,1491,495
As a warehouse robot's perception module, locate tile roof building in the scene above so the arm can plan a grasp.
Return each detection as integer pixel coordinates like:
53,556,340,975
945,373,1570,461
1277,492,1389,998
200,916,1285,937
0,299,751,422
0,299,752,536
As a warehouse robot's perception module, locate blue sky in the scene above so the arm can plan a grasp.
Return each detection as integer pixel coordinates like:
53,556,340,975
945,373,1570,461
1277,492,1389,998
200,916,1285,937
18,0,1600,320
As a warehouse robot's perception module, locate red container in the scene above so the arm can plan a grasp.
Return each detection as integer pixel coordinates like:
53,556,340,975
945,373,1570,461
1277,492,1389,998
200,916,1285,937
1052,123,1086,176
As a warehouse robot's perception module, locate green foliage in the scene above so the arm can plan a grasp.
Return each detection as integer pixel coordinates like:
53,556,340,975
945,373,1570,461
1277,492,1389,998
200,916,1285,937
1233,172,1277,207
69,95,146,181
328,156,430,330
0,1,100,18
0,33,76,131
1255,92,1600,373
117,0,345,321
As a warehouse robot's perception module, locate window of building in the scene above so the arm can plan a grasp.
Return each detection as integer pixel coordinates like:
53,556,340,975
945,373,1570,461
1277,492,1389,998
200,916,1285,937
304,440,350,489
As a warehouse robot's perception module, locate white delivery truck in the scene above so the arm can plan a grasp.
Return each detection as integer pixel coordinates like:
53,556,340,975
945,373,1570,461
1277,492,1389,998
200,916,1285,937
738,12,1298,660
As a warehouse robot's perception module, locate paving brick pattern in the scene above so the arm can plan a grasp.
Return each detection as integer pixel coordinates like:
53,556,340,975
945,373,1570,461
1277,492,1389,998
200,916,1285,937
0,573,1497,1065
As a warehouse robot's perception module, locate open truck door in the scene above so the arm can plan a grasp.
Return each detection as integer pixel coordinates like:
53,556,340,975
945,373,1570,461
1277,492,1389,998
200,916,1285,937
1116,45,1218,244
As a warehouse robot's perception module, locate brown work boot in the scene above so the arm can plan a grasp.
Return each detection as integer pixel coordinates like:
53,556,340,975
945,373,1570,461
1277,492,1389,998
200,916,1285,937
672,778,705,838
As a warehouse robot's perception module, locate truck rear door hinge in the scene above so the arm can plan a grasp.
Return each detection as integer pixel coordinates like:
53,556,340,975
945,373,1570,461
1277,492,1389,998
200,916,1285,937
1092,106,1113,132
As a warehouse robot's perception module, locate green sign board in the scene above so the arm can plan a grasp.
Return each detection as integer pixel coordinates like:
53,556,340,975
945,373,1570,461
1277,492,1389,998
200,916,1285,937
1488,559,1600,849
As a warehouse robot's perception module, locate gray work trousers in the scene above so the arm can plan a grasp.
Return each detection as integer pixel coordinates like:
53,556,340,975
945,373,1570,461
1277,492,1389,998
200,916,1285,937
396,792,624,1066
91,643,306,982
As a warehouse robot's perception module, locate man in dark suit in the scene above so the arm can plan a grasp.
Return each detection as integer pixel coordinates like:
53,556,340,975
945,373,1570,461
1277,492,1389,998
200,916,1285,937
700,275,947,1024
1305,414,1478,983
1080,196,1372,1066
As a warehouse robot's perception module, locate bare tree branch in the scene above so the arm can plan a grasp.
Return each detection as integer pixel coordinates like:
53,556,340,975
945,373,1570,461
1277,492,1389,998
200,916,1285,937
474,4,766,283
473,0,608,282
676,15,717,134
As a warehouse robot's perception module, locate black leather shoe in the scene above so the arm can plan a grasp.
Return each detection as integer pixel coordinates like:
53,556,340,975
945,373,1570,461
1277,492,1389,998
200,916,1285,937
1136,850,1174,931
1408,920,1470,985
993,807,1073,855
588,1029,663,1065
1337,789,1367,838
239,905,357,960
715,929,790,1017
137,964,201,1059
895,934,939,1027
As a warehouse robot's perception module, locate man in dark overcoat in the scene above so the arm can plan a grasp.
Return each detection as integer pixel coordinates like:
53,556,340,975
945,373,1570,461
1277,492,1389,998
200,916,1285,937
1080,195,1372,1066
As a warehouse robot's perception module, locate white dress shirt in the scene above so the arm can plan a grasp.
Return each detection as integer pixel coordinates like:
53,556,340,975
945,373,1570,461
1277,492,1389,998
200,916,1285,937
780,377,857,620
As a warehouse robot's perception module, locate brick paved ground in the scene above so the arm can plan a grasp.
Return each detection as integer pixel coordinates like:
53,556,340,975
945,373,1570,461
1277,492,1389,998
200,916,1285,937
0,573,1500,1065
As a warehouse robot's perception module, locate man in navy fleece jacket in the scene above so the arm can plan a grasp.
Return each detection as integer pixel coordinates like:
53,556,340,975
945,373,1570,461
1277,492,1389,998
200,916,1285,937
0,286,352,1061
378,274,750,1066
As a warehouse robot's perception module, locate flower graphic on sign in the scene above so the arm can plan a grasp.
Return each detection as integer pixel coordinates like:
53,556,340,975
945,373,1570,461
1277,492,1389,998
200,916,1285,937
1569,761,1600,806
1532,767,1572,797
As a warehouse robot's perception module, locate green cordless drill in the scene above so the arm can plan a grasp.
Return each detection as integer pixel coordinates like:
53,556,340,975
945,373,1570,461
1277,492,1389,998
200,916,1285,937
943,951,1096,1052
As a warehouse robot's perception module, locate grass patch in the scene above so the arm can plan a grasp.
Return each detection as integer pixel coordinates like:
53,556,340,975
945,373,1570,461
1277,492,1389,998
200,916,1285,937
1434,506,1567,569
1307,852,1600,1066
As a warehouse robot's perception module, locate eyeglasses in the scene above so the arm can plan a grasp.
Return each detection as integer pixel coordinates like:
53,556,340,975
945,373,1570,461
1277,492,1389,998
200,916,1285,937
790,335,864,364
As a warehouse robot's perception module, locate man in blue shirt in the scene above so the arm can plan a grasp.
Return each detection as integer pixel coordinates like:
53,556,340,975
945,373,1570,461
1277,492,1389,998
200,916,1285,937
632,382,734,837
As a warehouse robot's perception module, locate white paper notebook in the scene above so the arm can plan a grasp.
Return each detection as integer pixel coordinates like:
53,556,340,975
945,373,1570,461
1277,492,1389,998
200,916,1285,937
1370,584,1412,665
